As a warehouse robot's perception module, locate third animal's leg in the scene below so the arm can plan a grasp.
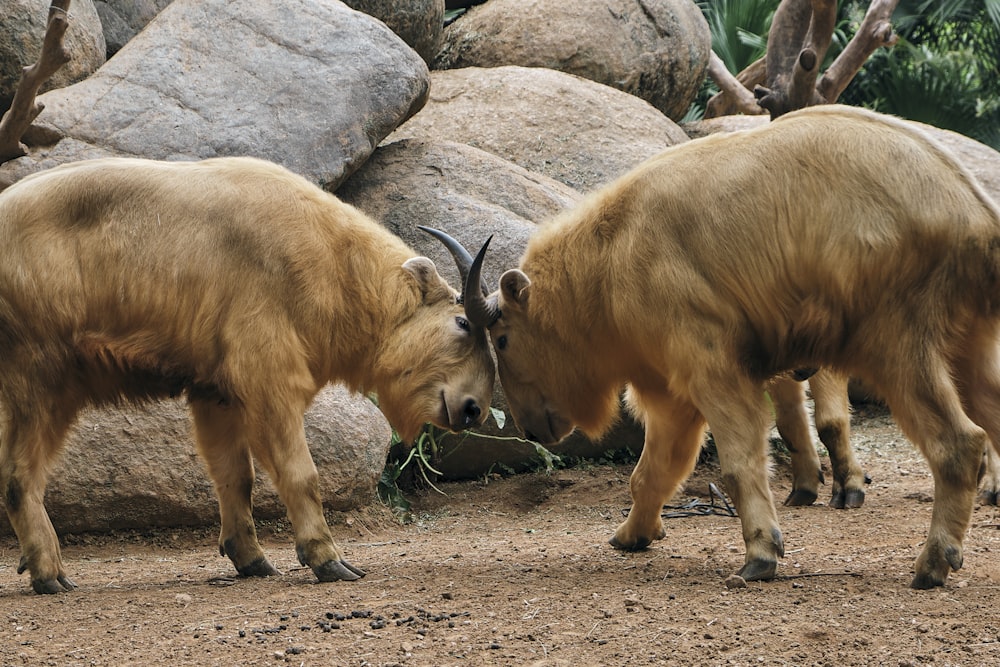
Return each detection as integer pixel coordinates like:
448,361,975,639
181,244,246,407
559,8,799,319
953,334,1000,507
878,352,985,589
610,388,707,552
810,370,867,509
770,376,822,506
0,401,77,594
693,375,784,581
190,399,278,578
242,396,365,582
980,446,1000,506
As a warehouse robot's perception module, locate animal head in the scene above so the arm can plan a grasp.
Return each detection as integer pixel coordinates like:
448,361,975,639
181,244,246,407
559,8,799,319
460,248,618,445
374,229,497,443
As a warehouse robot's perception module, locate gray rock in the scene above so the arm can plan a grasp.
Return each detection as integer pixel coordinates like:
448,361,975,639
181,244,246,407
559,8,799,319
435,0,711,120
388,66,689,192
342,0,444,65
0,0,106,115
93,0,173,56
0,386,391,535
337,138,645,478
4,0,429,190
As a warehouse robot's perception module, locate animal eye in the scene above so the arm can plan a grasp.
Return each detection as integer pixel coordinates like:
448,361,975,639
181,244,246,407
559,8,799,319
455,316,470,332
496,334,508,350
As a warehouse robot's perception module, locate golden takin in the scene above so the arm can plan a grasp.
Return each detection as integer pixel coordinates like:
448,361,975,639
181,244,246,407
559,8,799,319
463,105,1000,589
0,156,495,594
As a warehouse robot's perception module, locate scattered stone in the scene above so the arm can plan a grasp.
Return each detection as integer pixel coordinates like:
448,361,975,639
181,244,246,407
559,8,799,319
725,574,748,589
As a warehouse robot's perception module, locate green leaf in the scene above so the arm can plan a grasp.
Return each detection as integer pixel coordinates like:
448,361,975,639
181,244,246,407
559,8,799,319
490,407,507,430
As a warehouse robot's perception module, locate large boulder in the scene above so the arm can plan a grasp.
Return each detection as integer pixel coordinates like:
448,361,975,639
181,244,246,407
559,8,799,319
1,0,429,191
0,0,106,115
388,66,689,192
435,0,711,121
93,0,174,57
342,0,444,65
337,138,646,478
0,386,392,536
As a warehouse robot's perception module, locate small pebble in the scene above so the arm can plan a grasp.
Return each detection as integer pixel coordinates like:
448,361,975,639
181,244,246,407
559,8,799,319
724,574,748,589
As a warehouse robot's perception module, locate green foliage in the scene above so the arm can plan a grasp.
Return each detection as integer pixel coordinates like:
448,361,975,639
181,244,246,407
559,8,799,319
697,0,779,75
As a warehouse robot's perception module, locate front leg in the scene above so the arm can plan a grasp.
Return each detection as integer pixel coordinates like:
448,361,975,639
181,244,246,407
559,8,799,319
243,397,365,583
610,388,707,551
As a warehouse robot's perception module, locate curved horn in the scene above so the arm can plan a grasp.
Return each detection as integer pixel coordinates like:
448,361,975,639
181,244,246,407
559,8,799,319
464,235,502,328
417,225,489,299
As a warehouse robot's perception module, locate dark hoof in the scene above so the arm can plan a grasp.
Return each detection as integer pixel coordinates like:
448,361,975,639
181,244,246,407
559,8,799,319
737,558,778,582
910,572,946,589
236,557,280,578
979,489,999,506
313,558,366,582
31,575,77,595
608,535,651,552
783,488,818,506
830,488,866,509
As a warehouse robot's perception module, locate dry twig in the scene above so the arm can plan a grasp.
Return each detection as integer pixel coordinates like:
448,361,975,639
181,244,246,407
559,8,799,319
0,0,72,162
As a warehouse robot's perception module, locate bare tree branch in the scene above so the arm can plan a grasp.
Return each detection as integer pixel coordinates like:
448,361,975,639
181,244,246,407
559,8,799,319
818,0,899,104
703,0,899,120
0,0,72,163
704,52,766,118
755,0,836,118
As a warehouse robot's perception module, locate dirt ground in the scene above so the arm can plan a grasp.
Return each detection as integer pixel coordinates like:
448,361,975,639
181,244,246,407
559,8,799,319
3,405,1000,667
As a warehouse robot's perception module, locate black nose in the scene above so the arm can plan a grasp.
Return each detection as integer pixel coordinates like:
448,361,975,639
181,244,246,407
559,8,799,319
462,398,482,426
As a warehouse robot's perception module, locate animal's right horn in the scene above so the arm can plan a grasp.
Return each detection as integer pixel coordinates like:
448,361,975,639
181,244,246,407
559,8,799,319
464,236,502,329
417,226,489,301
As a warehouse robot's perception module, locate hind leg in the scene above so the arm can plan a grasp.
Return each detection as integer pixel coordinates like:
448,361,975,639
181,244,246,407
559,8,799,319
610,387,707,551
952,331,1000,507
190,400,278,578
980,447,1000,506
693,374,784,581
1,403,77,594
877,353,984,589
810,370,867,509
770,376,822,506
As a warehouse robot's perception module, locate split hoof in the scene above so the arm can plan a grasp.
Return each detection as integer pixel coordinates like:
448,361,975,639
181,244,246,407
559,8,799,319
313,558,366,582
608,535,651,552
737,558,778,582
783,488,818,506
31,575,77,595
830,488,866,509
978,488,999,506
236,557,280,578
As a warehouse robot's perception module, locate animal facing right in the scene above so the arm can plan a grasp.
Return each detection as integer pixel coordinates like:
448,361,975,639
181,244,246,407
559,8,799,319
0,156,495,594
459,104,1000,589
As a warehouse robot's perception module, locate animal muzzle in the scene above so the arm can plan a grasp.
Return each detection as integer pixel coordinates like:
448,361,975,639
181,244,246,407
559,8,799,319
446,394,486,431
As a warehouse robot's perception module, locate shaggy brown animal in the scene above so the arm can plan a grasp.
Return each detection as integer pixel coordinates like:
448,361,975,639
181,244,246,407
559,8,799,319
0,156,495,594
463,105,1000,589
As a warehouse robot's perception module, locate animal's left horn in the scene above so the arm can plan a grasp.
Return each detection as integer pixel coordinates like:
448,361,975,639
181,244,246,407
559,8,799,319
417,226,489,300
464,236,502,329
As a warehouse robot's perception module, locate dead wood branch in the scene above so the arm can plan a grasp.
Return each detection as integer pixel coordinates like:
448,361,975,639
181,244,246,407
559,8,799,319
817,0,899,104
703,0,899,120
0,0,72,163
705,53,767,118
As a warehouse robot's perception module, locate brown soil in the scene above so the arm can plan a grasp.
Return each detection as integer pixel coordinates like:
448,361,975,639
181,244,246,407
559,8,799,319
3,406,1000,666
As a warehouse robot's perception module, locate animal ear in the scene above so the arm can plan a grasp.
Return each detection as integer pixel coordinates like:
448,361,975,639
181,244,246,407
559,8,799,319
402,257,454,305
499,269,531,310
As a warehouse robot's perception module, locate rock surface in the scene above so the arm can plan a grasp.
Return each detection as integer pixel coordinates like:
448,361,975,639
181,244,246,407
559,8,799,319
435,0,711,120
388,66,689,192
342,0,444,65
0,386,392,536
2,0,429,191
0,0,106,114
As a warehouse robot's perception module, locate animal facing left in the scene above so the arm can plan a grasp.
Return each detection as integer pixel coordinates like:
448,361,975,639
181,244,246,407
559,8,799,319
0,156,495,594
